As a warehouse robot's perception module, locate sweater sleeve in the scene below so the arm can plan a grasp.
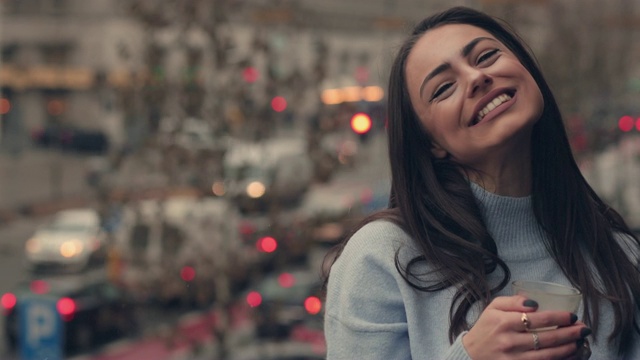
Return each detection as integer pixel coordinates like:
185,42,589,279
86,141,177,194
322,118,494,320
324,221,473,360
324,221,411,359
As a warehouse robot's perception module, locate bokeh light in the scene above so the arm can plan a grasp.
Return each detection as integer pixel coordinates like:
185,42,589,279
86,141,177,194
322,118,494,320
304,296,322,315
246,291,262,307
278,272,296,288
619,115,634,132
257,236,277,253
271,96,287,112
351,113,372,134
180,266,196,282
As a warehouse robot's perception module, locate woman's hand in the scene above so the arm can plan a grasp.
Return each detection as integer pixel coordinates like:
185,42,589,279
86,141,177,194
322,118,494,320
462,295,590,360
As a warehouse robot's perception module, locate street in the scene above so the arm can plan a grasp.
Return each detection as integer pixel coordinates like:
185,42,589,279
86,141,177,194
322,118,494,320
0,133,390,359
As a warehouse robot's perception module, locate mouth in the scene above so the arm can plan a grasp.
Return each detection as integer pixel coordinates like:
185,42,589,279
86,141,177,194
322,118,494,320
469,89,516,127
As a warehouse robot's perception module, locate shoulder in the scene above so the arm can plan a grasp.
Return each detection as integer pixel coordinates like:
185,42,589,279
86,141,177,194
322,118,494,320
337,220,421,268
328,220,419,290
325,220,417,326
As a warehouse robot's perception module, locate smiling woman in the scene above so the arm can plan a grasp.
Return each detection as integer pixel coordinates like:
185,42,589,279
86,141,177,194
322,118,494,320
322,6,640,360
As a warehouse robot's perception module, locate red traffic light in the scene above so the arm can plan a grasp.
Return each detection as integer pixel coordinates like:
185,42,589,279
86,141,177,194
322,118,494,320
350,112,372,134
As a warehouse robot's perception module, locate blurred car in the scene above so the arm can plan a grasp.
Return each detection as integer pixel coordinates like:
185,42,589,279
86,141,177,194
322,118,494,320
31,124,110,154
244,269,324,340
223,135,314,213
25,208,108,273
1,271,139,356
116,196,252,307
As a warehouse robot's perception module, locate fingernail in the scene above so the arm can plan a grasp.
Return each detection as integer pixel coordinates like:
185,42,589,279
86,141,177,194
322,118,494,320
580,327,592,338
523,299,538,308
576,338,584,348
570,313,578,324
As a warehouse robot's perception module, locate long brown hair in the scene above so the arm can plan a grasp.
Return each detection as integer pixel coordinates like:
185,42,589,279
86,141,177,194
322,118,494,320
324,6,640,354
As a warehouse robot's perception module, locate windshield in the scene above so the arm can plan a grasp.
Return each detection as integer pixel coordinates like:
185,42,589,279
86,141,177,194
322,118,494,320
44,222,94,232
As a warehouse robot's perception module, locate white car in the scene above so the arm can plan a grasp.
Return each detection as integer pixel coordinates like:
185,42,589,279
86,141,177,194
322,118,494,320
223,135,314,212
25,208,108,272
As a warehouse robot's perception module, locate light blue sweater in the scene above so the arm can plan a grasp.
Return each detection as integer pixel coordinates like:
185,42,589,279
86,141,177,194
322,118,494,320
324,184,640,359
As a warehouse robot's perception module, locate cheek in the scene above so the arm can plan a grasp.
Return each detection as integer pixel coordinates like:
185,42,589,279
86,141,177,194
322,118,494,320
531,85,544,118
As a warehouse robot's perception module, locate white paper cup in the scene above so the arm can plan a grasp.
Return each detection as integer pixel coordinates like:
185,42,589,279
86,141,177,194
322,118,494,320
512,280,582,330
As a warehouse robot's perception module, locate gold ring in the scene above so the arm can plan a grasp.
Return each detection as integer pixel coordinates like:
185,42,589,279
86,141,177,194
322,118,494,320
521,312,531,330
532,331,540,350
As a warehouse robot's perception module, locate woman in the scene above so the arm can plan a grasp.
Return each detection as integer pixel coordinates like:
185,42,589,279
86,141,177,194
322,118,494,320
323,6,640,360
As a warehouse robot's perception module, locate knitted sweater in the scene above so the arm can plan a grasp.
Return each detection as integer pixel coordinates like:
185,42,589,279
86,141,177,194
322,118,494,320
324,184,640,359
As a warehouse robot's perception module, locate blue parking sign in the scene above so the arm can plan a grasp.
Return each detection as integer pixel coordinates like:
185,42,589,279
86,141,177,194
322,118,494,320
18,296,62,360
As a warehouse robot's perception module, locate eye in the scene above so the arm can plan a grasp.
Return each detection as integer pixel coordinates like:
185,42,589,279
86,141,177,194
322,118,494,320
430,82,453,102
476,48,500,65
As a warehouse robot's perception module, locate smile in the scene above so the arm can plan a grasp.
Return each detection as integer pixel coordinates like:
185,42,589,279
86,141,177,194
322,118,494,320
470,90,516,127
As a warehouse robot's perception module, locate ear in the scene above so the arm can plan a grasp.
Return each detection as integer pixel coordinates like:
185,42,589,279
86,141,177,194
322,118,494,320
430,143,448,159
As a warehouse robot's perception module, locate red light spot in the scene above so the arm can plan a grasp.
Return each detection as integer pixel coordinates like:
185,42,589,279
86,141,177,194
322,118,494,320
360,187,373,204
57,297,76,321
304,296,322,315
619,115,634,132
1,293,16,310
239,221,255,236
351,113,372,134
0,98,11,115
278,273,296,288
636,118,640,132
242,67,259,83
181,266,196,282
30,280,50,295
355,66,369,83
257,236,277,253
246,291,262,307
47,99,66,116
271,96,287,112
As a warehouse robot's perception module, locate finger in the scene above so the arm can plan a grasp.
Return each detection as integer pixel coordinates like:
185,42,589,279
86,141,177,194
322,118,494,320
518,338,580,360
516,327,591,359
525,311,579,331
486,295,539,312
535,326,592,349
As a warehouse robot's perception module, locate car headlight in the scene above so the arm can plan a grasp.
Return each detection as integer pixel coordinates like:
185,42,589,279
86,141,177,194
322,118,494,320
25,238,42,254
246,181,266,199
60,240,84,258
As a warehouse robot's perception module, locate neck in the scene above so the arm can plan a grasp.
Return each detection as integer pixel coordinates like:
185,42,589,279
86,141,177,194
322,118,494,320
469,143,532,197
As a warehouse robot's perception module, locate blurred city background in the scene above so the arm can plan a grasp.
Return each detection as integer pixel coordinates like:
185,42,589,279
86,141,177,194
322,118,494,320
0,0,639,359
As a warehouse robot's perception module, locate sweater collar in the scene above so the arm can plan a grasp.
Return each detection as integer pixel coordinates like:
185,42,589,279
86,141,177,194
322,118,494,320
469,182,549,261
469,181,532,214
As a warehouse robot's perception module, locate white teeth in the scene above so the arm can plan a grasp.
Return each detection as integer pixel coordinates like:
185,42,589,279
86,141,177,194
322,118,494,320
475,94,512,124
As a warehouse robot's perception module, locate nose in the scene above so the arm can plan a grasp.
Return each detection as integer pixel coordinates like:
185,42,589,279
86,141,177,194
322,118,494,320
466,69,493,98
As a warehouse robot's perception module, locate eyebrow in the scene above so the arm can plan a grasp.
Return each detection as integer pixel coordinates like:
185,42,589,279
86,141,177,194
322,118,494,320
419,36,495,99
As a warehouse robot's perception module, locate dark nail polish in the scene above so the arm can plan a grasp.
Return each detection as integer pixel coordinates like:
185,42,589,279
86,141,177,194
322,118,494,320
570,313,578,324
576,339,584,348
523,299,538,308
580,327,592,338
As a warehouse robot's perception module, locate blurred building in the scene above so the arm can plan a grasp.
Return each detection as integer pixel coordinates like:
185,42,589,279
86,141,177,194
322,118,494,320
1,0,638,153
0,0,144,150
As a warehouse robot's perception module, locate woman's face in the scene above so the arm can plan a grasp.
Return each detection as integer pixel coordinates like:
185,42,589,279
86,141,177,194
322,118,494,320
405,24,544,167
